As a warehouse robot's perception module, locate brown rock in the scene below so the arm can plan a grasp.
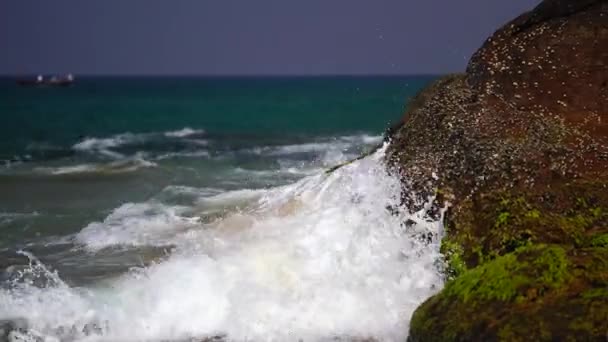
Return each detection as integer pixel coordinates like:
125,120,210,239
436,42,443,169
386,0,608,340
468,0,608,139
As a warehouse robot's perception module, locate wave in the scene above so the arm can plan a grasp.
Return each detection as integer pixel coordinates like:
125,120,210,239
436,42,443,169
75,202,199,251
34,158,157,175
183,138,209,146
154,150,210,161
73,133,143,153
0,212,40,226
243,134,382,158
75,188,267,251
72,128,207,157
69,130,379,173
232,165,321,180
340,134,383,145
159,185,226,198
0,145,444,341
269,142,348,155
164,127,205,138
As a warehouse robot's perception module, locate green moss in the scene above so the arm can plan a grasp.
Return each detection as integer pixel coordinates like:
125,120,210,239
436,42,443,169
556,215,590,246
442,245,570,304
582,287,608,299
448,187,608,269
444,251,527,303
497,325,519,342
568,318,595,336
589,234,608,247
525,209,541,220
495,212,511,228
590,207,603,219
575,197,590,209
440,238,467,280
569,214,593,229
472,245,488,264
409,246,607,341
414,182,608,340
533,245,569,288
500,229,535,254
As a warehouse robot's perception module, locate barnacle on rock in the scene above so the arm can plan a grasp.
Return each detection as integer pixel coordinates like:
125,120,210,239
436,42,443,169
387,0,608,340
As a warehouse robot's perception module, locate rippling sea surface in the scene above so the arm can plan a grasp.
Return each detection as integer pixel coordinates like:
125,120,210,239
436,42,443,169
0,76,444,341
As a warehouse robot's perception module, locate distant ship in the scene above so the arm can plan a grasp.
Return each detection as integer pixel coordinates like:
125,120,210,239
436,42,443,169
16,74,74,87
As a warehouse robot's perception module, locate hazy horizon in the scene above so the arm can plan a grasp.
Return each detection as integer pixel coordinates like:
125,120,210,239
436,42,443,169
0,72,445,77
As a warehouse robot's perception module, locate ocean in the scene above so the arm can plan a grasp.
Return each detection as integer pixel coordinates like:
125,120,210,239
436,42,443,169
0,76,444,341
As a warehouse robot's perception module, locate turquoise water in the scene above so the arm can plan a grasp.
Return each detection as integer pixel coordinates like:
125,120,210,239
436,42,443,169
0,76,433,237
0,77,432,161
0,76,442,341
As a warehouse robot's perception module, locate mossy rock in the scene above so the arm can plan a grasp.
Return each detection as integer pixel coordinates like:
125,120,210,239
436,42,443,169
389,0,608,339
441,180,608,276
409,245,608,341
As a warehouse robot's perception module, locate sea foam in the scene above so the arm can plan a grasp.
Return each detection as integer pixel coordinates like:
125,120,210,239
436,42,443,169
72,128,206,159
35,158,157,176
164,127,205,138
0,145,444,341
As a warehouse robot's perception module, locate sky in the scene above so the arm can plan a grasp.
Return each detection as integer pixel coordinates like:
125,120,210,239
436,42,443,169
0,0,540,76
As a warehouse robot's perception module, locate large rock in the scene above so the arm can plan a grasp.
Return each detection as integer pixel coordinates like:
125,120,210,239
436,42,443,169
387,0,608,340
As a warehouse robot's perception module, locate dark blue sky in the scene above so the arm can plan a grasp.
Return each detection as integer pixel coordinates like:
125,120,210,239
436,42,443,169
1,1,539,75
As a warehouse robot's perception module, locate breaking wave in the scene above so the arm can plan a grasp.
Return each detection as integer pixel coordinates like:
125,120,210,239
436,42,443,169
0,145,444,341
71,128,207,159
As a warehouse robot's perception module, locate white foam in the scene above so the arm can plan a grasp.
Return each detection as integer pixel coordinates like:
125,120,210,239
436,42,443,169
160,185,225,198
35,158,157,175
232,167,279,177
73,133,143,152
38,163,99,175
339,134,383,145
269,141,350,155
155,150,210,160
75,202,199,251
240,134,382,158
164,127,205,138
232,165,323,180
184,139,209,146
0,212,39,220
0,146,444,341
193,188,269,215
72,128,205,160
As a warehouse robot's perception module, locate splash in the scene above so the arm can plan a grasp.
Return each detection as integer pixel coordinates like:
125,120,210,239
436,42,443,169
0,145,444,341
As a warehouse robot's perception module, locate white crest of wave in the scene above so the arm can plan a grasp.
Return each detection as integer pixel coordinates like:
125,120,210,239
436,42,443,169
75,202,199,251
0,145,444,341
72,128,206,158
35,158,157,176
72,133,141,152
164,127,205,138
263,134,381,157
339,134,383,145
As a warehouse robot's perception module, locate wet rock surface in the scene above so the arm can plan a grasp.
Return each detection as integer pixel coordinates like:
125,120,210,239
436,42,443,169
387,0,608,340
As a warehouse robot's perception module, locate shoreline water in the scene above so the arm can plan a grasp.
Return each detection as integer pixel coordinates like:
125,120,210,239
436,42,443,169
0,145,444,341
0,76,443,341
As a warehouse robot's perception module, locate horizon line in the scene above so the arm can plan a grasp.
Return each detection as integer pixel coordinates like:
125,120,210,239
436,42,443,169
0,73,447,78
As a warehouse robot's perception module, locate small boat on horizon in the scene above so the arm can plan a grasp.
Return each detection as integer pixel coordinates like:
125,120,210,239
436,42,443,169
16,74,75,87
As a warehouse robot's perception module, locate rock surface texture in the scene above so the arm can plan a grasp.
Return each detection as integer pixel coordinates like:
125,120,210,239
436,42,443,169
387,0,608,340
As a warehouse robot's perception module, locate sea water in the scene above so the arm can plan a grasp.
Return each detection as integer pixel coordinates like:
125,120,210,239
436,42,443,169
0,76,442,341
